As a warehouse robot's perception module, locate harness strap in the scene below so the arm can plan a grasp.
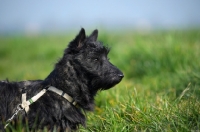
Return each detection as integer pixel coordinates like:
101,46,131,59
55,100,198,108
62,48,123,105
4,86,77,129
21,86,76,113
21,93,28,112
21,89,47,112
48,86,77,105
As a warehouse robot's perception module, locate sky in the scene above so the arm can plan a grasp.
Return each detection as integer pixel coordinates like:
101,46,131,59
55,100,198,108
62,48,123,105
0,0,200,34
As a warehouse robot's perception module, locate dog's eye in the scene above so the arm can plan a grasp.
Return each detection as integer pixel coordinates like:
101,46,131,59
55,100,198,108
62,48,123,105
94,58,98,61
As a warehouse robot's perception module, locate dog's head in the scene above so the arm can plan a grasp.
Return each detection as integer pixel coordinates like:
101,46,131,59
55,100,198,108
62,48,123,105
61,28,124,91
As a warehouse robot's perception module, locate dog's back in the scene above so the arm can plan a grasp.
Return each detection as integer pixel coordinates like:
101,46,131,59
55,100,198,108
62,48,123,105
0,81,22,130
0,80,42,130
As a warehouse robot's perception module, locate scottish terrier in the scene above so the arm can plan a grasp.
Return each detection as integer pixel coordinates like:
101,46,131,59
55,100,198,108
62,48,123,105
0,28,124,131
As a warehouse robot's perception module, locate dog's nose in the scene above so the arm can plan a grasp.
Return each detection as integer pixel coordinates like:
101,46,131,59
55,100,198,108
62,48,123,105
118,74,124,78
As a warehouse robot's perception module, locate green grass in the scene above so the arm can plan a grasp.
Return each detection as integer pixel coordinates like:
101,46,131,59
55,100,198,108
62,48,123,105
0,29,200,131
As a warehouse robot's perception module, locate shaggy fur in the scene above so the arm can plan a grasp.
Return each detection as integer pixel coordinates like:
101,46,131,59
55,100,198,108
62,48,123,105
0,28,124,131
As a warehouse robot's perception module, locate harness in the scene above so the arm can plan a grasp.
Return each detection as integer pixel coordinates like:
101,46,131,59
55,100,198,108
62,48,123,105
4,86,77,129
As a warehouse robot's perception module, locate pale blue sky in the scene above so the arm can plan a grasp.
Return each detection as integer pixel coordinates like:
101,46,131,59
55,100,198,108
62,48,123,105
0,0,200,34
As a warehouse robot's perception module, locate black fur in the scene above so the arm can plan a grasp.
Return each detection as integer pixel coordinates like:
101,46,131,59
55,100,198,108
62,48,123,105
0,28,124,131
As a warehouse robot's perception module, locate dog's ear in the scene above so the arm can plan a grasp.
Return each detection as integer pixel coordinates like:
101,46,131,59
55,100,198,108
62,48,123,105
69,28,86,49
88,29,98,42
76,28,86,48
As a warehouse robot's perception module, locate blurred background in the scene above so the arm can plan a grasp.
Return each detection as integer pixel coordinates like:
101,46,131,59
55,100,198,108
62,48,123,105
0,0,200,35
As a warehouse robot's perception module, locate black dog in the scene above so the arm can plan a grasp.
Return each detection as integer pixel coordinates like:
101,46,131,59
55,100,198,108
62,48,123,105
0,28,124,131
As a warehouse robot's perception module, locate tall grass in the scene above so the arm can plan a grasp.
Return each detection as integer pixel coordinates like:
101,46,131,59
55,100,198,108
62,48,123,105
0,29,200,131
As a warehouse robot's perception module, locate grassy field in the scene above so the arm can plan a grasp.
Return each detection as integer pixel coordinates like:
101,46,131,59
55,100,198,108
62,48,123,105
0,29,200,131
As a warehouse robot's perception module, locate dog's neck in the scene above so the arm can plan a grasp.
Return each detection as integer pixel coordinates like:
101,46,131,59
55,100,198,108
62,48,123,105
44,67,95,111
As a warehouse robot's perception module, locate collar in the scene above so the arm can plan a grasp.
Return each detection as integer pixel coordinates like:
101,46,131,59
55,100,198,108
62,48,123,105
21,86,77,112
